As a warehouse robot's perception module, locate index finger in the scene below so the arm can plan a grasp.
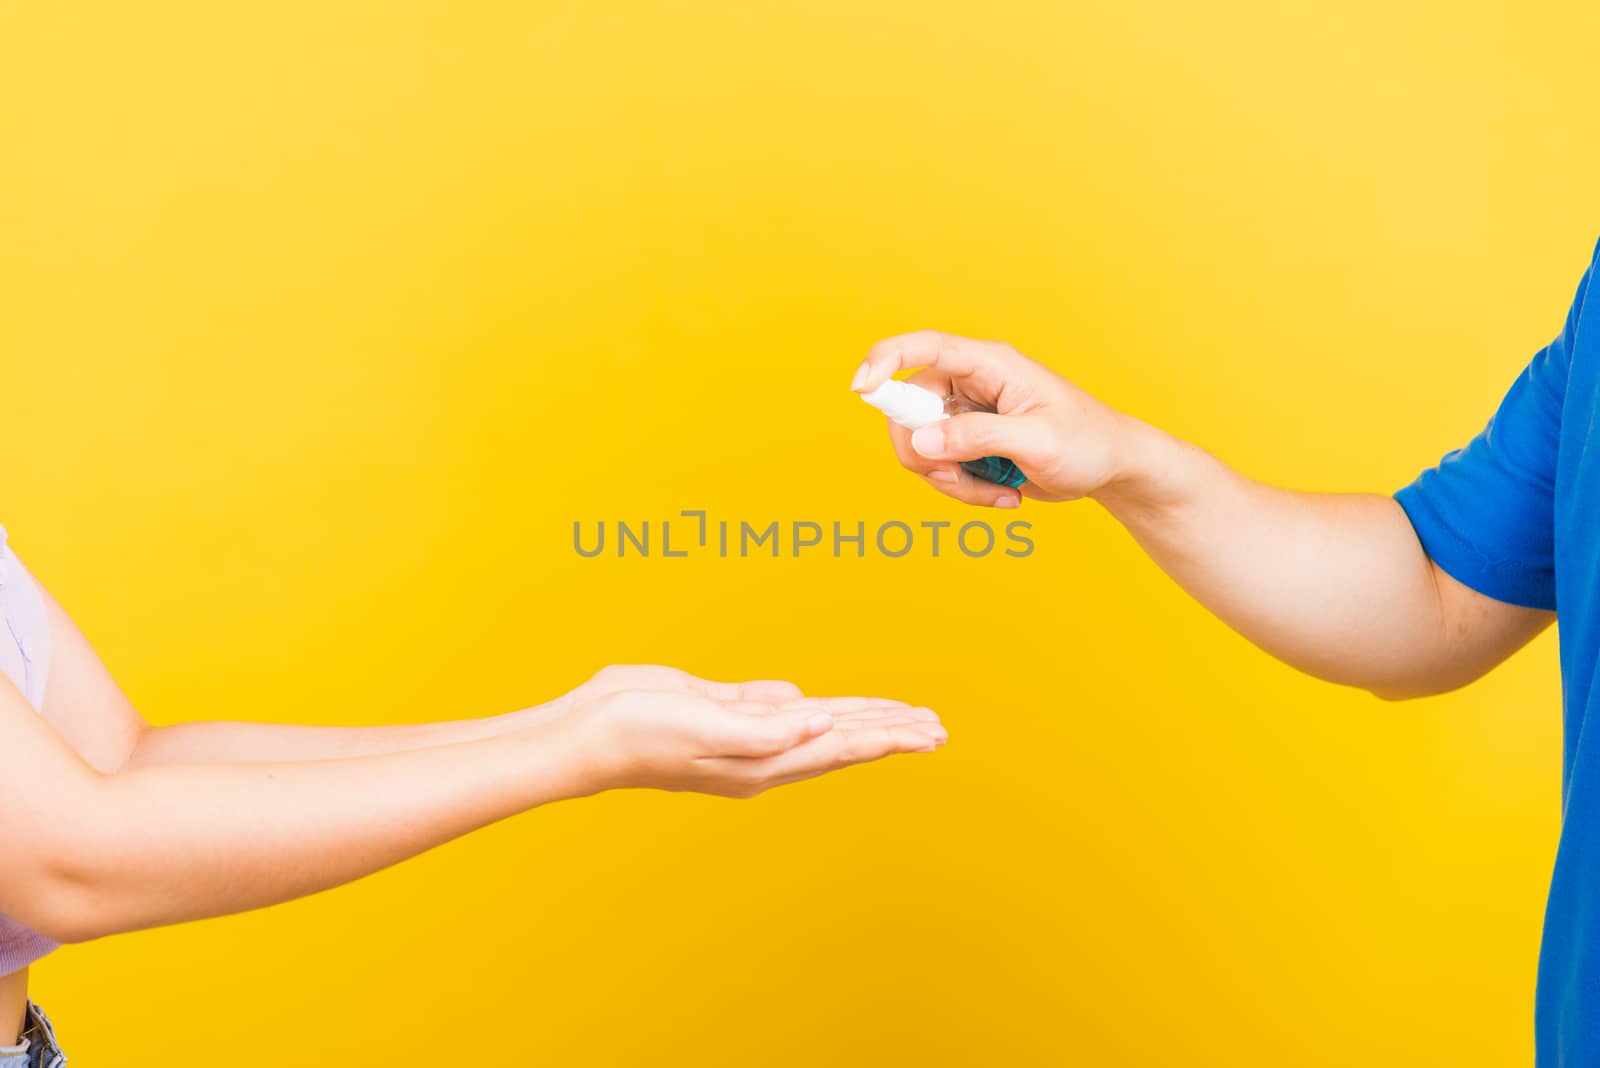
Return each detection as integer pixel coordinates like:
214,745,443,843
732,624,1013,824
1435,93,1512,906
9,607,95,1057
851,330,1023,394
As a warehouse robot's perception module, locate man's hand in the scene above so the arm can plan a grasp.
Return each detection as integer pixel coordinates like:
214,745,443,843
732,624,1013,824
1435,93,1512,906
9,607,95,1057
852,329,1143,508
851,329,1553,699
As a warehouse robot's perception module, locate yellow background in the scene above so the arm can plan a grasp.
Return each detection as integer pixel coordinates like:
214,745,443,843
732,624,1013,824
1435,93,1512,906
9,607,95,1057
1,1,1595,1063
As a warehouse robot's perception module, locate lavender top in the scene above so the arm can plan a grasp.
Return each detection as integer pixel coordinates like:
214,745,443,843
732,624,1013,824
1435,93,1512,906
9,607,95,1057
0,527,57,974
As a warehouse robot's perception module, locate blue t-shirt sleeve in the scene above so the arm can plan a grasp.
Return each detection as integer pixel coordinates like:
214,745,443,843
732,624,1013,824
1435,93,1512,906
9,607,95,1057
1395,247,1594,612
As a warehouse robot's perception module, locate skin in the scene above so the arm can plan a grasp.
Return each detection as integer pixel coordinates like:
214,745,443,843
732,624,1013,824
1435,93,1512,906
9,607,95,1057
0,583,947,1041
853,329,1555,699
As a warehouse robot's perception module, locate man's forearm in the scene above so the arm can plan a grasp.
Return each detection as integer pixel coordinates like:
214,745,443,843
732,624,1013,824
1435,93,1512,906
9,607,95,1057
1094,418,1549,697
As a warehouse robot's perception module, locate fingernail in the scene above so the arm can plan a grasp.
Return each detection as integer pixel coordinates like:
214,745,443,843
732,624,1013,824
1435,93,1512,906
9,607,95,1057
805,712,834,735
911,424,945,457
994,495,1020,508
926,468,958,484
849,363,870,391
927,726,949,743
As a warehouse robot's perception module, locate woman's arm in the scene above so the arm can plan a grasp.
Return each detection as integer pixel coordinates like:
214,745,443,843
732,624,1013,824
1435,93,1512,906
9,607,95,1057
123,711,542,767
854,331,1553,699
0,674,944,944
36,577,546,769
34,578,824,769
122,665,821,767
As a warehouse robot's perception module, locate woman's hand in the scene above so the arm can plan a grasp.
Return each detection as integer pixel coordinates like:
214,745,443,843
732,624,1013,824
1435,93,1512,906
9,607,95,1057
0,666,944,942
852,330,1149,508
562,678,946,799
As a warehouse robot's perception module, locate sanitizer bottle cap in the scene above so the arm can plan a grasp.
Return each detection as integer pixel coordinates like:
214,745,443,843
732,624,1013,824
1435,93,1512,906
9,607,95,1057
859,379,949,430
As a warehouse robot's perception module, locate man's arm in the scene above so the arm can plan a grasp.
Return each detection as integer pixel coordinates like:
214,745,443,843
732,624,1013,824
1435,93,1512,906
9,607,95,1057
1092,429,1551,699
854,331,1554,699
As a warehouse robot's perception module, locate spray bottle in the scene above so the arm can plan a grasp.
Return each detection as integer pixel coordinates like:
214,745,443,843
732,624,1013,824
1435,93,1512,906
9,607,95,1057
859,380,1027,489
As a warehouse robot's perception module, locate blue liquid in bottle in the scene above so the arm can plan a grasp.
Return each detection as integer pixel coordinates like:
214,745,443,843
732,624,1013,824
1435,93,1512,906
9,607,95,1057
959,455,1027,489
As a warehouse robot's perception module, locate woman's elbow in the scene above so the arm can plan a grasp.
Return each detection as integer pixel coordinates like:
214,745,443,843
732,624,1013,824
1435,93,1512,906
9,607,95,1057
5,841,127,944
27,901,110,946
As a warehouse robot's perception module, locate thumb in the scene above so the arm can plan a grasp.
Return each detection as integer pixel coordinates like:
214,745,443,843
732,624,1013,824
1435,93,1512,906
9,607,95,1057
702,702,834,757
910,412,1051,468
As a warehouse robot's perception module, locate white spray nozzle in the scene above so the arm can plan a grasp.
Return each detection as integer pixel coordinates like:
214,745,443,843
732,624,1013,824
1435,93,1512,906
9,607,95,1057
859,379,948,430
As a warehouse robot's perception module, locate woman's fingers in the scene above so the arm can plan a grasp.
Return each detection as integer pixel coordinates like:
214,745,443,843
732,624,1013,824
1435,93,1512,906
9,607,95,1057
699,716,947,794
592,667,806,705
696,700,834,757
666,674,804,703
771,722,947,788
826,708,941,729
696,696,937,755
771,696,911,716
735,679,805,702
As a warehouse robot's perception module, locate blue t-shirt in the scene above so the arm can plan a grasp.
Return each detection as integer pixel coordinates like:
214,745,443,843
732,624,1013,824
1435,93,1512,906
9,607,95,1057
1396,238,1600,1063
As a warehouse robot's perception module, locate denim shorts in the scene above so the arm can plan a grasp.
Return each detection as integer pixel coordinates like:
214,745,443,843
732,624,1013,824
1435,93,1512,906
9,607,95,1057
0,1002,65,1068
